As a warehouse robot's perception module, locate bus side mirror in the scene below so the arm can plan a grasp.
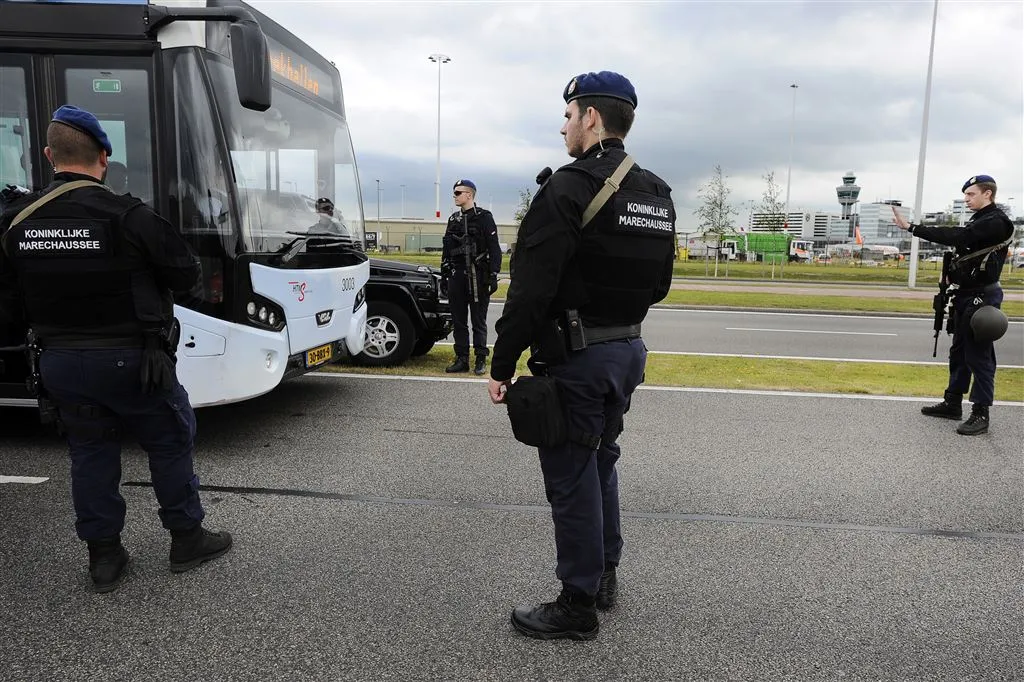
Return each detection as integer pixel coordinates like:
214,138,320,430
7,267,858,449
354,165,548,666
229,19,271,112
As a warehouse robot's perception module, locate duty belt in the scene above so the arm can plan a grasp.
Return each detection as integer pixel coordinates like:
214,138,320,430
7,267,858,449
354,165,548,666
954,282,1001,297
584,323,642,345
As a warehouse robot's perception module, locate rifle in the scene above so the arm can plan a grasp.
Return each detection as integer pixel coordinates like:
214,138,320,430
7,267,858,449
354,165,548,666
931,251,954,357
463,212,479,304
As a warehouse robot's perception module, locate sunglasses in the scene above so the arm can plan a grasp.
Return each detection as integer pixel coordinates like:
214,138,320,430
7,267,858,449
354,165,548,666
453,190,468,197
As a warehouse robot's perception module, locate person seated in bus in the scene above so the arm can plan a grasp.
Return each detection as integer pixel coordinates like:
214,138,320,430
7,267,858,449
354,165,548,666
0,105,232,593
311,197,350,237
104,160,128,194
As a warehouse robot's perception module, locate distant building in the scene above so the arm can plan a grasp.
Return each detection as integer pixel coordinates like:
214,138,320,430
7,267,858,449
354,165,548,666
747,209,846,243
859,200,911,246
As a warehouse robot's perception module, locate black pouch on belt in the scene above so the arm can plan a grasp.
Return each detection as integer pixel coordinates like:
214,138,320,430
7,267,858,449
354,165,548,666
140,331,177,394
504,376,568,448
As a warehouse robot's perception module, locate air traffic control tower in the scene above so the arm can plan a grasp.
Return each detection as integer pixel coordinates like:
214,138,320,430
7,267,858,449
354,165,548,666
837,170,861,237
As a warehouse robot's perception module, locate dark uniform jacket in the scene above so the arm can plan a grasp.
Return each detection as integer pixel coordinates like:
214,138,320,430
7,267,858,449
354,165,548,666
911,203,1014,292
491,139,676,381
441,205,502,279
0,172,201,346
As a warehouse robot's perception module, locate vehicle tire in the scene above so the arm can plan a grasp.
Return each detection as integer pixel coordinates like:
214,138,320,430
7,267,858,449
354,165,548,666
410,339,435,357
354,301,415,367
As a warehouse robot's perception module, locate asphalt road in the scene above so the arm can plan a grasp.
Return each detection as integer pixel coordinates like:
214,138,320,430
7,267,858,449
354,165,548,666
1,375,1021,681
475,303,1024,366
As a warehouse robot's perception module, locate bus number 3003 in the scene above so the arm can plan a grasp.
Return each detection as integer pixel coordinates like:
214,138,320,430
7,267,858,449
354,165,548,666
341,277,356,291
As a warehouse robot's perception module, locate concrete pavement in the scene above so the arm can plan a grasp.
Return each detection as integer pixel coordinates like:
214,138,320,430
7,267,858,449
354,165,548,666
0,375,1020,680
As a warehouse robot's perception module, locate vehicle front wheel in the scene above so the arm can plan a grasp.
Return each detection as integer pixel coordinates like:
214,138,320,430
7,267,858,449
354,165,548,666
354,301,415,367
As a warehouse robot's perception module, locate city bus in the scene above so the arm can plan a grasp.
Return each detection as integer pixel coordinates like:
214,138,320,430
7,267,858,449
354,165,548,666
0,0,370,408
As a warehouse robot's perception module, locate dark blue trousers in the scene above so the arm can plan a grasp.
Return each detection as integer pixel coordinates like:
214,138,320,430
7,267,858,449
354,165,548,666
537,338,647,597
39,349,205,541
448,270,490,357
947,287,1003,407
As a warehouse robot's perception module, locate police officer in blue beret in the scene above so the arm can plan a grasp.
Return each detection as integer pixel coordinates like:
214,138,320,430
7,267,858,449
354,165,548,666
489,72,676,639
441,179,502,374
0,105,232,592
893,175,1015,435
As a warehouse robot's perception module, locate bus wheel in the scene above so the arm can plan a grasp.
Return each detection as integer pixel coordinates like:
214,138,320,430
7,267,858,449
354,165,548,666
355,302,415,367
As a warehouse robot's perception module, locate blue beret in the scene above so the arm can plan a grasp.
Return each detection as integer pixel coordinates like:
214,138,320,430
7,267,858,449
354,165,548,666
453,179,476,191
563,71,637,109
962,174,995,193
51,105,112,157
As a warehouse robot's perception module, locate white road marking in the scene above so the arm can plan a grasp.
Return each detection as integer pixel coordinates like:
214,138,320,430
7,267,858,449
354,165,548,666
490,302,1024,326
726,327,898,336
0,475,49,484
315,372,1024,407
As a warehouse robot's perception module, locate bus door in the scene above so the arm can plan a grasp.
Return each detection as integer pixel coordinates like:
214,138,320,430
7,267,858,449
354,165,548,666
0,52,158,401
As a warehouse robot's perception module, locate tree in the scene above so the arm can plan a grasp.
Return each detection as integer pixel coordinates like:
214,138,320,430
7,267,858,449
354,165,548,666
756,169,786,233
693,165,738,246
513,188,532,225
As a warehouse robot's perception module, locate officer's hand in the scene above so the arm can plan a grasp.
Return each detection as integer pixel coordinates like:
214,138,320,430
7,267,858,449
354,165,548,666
488,273,499,295
892,206,911,231
488,378,510,404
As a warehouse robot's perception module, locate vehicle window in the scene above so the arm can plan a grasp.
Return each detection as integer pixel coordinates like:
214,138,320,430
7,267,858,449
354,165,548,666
206,58,364,253
169,51,238,318
59,60,154,204
0,64,34,202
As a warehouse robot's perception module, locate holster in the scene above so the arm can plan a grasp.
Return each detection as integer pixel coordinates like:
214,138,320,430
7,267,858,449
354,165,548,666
140,319,180,394
504,375,568,448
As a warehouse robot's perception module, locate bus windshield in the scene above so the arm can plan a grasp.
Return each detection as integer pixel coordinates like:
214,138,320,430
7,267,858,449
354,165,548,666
205,57,364,255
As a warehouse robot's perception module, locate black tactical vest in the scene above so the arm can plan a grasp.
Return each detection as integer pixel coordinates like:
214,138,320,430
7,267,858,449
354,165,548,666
949,206,1014,291
1,181,151,342
559,151,677,327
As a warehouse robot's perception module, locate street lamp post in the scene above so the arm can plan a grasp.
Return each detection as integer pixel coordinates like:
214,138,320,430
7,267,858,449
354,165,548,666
400,184,406,219
783,83,798,232
908,0,939,288
428,53,451,219
375,178,382,250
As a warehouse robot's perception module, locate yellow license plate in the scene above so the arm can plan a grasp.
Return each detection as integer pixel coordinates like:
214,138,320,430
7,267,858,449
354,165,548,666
305,343,333,367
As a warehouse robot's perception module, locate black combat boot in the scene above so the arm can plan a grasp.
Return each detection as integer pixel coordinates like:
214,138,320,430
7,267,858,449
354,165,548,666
169,525,233,573
473,354,487,376
87,535,129,593
956,405,990,436
445,356,470,373
511,588,599,641
596,566,618,611
921,391,963,420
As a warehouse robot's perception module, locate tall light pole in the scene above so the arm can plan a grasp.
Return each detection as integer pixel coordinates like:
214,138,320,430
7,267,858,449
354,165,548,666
908,0,939,288
429,53,451,219
400,184,406,219
783,83,798,233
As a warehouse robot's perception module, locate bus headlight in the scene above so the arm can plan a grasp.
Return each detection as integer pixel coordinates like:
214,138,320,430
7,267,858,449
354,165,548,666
244,296,286,332
354,286,365,310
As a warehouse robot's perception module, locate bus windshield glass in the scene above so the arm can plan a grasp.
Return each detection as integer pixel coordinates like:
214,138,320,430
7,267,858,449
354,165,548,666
205,58,364,255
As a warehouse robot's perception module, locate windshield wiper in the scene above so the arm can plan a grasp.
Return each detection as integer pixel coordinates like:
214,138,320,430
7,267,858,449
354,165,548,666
275,231,358,263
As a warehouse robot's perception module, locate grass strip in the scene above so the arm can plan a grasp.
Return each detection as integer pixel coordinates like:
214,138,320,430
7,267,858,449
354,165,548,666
326,349,1024,403
488,284,1024,317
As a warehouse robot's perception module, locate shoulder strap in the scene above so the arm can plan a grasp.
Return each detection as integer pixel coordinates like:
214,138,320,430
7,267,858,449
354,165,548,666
581,154,635,228
10,180,110,228
953,235,1015,271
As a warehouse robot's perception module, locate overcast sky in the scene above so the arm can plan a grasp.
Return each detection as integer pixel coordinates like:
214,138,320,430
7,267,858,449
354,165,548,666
250,0,1023,228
